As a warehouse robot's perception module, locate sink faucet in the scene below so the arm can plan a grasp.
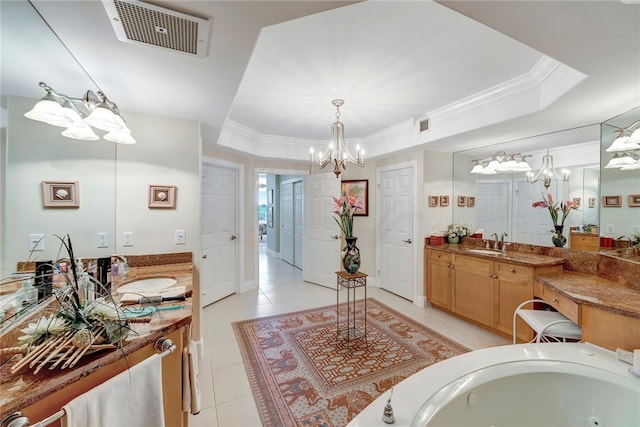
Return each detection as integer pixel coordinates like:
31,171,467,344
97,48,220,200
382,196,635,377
491,233,499,250
111,255,129,278
501,232,509,253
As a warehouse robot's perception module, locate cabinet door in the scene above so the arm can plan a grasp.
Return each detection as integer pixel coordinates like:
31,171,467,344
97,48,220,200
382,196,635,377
494,263,534,341
427,261,452,309
452,256,494,327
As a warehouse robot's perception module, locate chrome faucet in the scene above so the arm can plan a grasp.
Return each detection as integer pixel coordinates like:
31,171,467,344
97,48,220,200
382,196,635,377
501,232,509,253
491,233,499,250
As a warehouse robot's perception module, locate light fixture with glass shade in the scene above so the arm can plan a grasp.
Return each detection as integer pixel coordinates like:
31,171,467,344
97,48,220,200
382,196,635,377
604,119,640,169
309,99,364,178
469,151,532,175
527,149,569,189
24,82,135,144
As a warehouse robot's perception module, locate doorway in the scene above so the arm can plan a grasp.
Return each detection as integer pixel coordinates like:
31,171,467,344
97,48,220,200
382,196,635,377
280,177,304,269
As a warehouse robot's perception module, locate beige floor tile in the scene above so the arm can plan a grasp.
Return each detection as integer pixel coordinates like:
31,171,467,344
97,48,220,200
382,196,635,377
188,405,218,427
216,395,261,427
212,363,252,404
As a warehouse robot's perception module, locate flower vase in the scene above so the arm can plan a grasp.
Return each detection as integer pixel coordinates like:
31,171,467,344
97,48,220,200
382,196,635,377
447,235,460,244
342,237,361,274
552,225,567,247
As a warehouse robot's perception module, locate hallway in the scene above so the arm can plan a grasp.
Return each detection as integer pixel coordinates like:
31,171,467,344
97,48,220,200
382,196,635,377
190,245,509,426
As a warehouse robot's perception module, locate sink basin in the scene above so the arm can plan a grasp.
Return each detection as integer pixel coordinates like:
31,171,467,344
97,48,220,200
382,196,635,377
467,249,502,256
117,277,177,294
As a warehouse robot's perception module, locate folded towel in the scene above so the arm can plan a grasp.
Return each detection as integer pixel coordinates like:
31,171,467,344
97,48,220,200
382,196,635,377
62,354,164,427
182,340,201,415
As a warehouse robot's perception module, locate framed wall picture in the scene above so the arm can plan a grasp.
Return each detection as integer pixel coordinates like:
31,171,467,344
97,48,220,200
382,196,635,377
602,195,622,207
467,196,476,207
428,195,439,207
457,195,466,207
267,206,274,227
629,194,640,207
42,180,79,208
572,197,581,208
341,179,368,216
439,195,449,207
588,197,596,208
148,185,176,208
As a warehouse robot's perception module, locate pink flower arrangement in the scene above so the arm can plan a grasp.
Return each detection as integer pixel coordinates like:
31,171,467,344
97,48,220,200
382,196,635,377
532,193,579,227
331,189,363,237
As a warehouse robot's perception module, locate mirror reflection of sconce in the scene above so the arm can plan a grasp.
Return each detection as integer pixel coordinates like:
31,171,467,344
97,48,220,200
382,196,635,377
24,81,136,144
604,120,640,170
469,151,532,175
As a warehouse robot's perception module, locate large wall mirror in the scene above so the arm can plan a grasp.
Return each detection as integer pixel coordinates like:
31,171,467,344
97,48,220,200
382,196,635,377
453,125,601,248
1,0,116,275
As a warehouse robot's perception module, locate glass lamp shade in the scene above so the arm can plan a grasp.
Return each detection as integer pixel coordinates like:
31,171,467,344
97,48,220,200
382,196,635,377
84,105,128,132
620,160,640,170
470,163,484,174
485,159,500,171
626,128,640,147
24,99,76,127
104,130,136,144
516,160,532,171
480,168,497,175
62,123,99,140
604,153,636,168
606,134,632,152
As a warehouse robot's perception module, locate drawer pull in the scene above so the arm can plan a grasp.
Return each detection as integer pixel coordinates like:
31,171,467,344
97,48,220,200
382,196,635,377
509,268,516,273
552,297,558,303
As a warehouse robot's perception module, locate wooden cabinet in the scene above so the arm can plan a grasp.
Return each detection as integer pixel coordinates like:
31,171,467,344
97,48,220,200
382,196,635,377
22,326,188,427
452,255,494,328
426,248,563,340
570,232,600,252
426,249,452,309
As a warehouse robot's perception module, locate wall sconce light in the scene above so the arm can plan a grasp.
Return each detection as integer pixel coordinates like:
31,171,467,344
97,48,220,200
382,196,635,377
24,82,136,144
604,119,640,170
309,99,364,178
526,149,569,189
469,151,532,175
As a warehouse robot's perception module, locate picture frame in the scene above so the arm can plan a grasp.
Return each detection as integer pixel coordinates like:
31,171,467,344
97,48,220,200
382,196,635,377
42,180,79,208
572,197,581,208
629,194,640,207
341,179,369,216
457,195,466,207
428,195,439,207
467,196,476,207
148,185,176,208
588,197,596,208
267,206,274,227
268,189,274,205
602,195,621,208
439,195,449,207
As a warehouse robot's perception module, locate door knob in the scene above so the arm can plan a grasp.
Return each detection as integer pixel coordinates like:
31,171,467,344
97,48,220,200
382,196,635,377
230,235,237,240
403,238,412,244
331,235,340,240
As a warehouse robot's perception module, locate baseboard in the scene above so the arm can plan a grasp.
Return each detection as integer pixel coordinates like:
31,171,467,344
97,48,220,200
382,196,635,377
240,279,257,293
413,294,427,308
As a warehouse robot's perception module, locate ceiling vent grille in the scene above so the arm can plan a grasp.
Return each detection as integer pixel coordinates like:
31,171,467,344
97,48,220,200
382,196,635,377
102,0,211,58
419,118,430,132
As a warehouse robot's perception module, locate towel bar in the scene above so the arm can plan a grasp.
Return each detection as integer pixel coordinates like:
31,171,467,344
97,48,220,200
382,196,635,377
1,337,176,427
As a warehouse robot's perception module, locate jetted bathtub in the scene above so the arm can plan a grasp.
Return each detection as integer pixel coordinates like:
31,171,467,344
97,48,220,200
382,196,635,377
348,343,640,427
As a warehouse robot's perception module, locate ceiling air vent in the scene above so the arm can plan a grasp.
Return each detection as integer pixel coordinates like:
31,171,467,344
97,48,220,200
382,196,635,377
419,118,430,132
102,0,211,58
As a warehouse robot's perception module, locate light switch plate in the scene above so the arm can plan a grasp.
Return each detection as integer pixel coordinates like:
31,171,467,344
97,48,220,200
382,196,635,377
606,224,615,234
28,234,45,251
175,230,186,245
122,232,134,247
97,232,109,248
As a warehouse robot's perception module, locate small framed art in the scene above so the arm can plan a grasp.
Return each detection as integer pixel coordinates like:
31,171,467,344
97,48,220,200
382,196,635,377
148,185,177,208
467,196,476,207
588,198,596,208
602,195,621,207
629,194,640,207
428,195,439,207
572,197,581,208
457,196,466,207
439,195,449,207
341,179,368,216
42,181,79,208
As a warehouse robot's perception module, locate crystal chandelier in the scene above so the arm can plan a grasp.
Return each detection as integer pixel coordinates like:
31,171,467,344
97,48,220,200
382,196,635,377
527,149,570,189
309,99,364,178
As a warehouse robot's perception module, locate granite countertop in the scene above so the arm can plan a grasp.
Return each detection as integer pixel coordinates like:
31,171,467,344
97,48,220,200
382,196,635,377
0,262,193,416
426,244,566,267
534,271,640,320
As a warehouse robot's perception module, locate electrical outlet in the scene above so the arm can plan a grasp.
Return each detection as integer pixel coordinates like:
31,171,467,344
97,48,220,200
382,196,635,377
28,234,45,251
97,232,109,248
175,230,186,245
606,224,615,234
122,232,134,247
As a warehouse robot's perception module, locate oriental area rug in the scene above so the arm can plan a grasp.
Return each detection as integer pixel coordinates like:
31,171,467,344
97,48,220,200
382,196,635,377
232,298,469,427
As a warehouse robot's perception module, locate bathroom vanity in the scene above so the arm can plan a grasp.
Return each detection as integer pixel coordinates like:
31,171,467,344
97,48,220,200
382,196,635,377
0,256,193,427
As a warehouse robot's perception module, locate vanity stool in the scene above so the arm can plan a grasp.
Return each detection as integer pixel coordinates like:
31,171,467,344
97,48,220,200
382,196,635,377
513,299,582,344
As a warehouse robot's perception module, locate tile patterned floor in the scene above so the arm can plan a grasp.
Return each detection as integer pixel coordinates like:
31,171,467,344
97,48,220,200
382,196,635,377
189,243,510,426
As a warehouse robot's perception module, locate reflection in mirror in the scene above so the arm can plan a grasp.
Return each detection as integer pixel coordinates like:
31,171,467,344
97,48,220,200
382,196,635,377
1,1,116,325
599,105,640,245
453,126,600,248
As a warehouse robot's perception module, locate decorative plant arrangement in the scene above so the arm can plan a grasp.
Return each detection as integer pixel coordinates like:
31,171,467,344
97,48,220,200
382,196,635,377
4,235,136,374
332,190,364,273
446,224,470,244
532,193,579,247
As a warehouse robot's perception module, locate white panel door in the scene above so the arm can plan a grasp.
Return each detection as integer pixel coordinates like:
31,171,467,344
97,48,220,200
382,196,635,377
514,179,559,246
280,182,294,265
476,180,510,241
378,165,414,300
293,180,304,269
201,163,237,306
303,173,341,288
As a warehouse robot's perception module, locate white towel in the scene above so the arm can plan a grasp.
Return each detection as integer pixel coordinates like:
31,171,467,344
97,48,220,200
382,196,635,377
62,354,165,427
182,340,201,415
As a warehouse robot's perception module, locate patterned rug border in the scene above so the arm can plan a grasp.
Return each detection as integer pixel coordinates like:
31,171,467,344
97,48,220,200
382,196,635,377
232,298,470,427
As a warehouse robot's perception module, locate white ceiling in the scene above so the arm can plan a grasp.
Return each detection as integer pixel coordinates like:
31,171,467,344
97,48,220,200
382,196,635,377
2,0,639,158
